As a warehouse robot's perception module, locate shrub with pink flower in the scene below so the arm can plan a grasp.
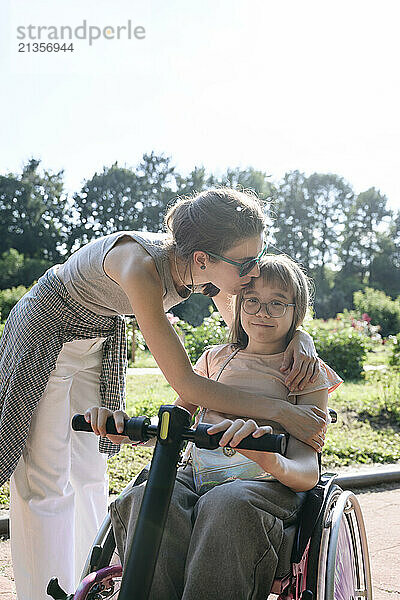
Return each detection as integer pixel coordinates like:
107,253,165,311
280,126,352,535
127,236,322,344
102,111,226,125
166,313,180,326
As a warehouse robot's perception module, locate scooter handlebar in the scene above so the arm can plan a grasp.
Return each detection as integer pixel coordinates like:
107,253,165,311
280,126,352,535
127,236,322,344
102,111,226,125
72,414,287,455
194,423,287,454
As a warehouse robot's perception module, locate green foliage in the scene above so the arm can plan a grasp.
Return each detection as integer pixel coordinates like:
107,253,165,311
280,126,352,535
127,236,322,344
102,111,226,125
1,158,400,312
172,294,213,327
125,374,176,416
360,369,400,425
67,153,175,251
0,159,67,261
0,285,29,321
389,334,400,369
353,288,400,337
323,369,400,468
0,248,52,289
307,324,368,380
0,481,9,507
180,311,229,363
323,423,400,467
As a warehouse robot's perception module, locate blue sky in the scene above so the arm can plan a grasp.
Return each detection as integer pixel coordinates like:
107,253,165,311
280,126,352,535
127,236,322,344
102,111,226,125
1,0,399,210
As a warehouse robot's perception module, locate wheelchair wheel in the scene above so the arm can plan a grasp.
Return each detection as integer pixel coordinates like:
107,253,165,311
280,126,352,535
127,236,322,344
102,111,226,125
306,485,372,600
78,467,150,599
80,512,120,579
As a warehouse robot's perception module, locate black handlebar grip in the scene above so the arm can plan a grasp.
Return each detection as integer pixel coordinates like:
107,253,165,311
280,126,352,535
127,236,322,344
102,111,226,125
72,414,121,436
194,423,287,455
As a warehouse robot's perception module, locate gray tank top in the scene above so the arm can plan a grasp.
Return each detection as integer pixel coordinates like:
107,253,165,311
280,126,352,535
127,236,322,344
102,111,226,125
57,231,193,316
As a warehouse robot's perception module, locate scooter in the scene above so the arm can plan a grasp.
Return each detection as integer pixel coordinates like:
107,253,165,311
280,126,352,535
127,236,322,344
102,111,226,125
48,404,287,600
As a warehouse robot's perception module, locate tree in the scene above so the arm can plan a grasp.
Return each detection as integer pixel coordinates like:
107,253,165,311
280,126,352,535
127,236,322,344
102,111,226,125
134,152,177,232
0,159,67,261
272,171,315,270
353,188,391,282
68,153,176,251
207,166,274,201
67,163,142,251
339,188,390,283
0,248,52,289
369,211,400,298
174,166,208,197
305,173,354,275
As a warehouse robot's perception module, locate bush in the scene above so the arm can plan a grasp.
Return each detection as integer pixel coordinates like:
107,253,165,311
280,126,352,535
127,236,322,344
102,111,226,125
353,288,400,337
389,334,400,369
180,311,228,363
0,285,29,322
306,324,369,380
0,248,52,289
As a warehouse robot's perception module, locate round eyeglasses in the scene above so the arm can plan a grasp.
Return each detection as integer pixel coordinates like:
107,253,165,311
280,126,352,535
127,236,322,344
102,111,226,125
242,298,296,318
205,244,268,277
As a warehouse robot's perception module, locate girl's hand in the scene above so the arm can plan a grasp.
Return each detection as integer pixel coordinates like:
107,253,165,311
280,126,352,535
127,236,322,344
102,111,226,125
207,418,279,471
280,404,327,452
280,330,320,391
207,418,273,448
84,406,132,445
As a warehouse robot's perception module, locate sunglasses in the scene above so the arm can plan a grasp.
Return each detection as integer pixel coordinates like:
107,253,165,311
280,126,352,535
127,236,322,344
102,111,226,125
205,244,268,277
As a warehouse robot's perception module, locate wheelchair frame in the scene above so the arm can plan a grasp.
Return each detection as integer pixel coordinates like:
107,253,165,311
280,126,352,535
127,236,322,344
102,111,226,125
48,406,373,600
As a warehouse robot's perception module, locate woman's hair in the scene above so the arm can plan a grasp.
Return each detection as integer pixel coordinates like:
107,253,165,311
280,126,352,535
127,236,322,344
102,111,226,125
165,187,267,296
229,254,313,349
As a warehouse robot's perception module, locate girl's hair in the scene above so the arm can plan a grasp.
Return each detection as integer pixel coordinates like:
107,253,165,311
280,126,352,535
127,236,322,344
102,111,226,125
229,254,313,349
165,187,267,296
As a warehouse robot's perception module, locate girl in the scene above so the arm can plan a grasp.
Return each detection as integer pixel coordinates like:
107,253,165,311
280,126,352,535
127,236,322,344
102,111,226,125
106,254,342,600
0,188,324,600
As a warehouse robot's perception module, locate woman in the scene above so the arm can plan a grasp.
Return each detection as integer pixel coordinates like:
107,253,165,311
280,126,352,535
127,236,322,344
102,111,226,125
0,187,325,599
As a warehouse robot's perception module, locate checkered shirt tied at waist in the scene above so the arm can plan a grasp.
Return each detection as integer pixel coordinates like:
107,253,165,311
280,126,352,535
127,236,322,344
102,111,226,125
0,266,127,486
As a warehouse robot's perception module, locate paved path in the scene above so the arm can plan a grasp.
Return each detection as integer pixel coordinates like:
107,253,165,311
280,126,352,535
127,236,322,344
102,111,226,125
1,483,399,599
355,483,400,599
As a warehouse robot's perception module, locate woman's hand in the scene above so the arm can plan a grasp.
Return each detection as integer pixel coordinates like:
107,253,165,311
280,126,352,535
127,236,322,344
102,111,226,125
280,330,320,391
84,406,132,445
280,404,327,452
207,418,273,447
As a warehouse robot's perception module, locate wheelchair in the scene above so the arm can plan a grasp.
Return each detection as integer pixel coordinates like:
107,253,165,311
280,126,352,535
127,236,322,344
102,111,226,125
48,405,372,600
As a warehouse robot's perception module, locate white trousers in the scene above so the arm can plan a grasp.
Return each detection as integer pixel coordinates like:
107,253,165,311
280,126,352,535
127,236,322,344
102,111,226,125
10,337,109,600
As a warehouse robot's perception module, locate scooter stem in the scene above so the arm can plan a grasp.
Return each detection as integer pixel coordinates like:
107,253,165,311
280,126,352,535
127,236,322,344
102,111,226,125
118,405,191,600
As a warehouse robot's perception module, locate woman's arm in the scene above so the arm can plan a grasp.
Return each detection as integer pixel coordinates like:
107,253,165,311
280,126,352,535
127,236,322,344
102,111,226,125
280,330,321,390
103,241,326,447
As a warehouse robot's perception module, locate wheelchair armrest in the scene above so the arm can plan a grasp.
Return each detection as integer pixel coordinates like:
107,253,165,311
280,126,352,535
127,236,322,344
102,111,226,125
291,473,338,564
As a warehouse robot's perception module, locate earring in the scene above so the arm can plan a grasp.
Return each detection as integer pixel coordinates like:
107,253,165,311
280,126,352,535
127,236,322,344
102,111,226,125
200,265,206,270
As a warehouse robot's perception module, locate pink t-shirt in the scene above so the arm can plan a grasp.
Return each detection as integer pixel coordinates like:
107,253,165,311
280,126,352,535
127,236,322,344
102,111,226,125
193,343,342,434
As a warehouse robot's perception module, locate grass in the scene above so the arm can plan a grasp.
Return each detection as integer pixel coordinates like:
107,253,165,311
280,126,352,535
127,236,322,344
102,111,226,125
109,368,400,494
1,366,399,507
130,349,158,369
364,343,392,367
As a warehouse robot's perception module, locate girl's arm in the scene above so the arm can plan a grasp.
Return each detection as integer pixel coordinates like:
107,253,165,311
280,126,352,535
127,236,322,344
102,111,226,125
101,240,326,448
254,388,327,490
174,396,197,416
209,388,327,492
